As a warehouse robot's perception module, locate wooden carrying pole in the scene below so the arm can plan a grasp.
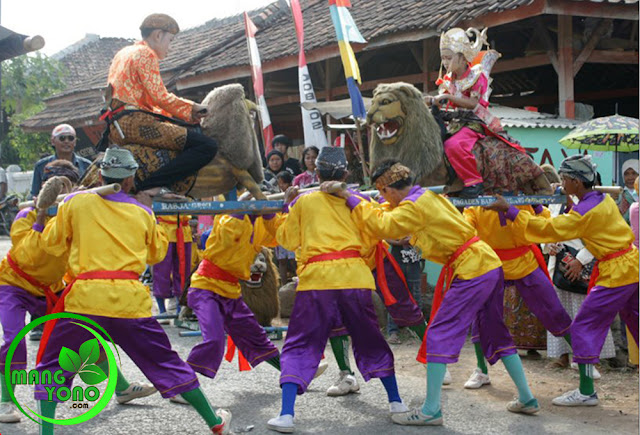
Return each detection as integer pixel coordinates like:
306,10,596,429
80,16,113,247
19,184,121,209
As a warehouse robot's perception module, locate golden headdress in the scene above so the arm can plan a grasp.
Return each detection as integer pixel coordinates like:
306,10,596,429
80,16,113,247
439,27,489,62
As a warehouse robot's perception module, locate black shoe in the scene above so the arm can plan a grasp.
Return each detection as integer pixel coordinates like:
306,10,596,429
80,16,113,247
459,183,484,199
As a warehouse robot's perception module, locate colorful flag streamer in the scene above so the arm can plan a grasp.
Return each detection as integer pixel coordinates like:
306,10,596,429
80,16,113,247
244,12,275,155
291,0,328,148
328,0,367,119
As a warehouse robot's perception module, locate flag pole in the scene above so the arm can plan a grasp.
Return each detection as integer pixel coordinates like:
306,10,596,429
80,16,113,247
354,118,370,184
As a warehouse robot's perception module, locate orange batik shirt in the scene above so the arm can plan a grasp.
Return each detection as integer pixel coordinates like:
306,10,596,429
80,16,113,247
108,40,193,121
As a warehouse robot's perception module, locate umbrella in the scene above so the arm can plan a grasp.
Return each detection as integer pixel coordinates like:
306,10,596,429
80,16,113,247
559,114,639,152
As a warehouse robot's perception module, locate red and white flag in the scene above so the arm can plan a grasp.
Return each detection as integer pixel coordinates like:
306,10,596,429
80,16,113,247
244,12,275,155
291,0,328,148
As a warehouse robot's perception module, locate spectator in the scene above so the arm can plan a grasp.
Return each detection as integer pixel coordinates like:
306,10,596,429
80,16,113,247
272,135,301,176
276,171,294,193
617,159,639,224
30,124,92,198
293,146,319,188
0,165,7,200
263,150,285,192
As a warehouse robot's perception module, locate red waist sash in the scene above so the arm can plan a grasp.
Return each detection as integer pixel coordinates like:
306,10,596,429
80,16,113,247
587,246,633,293
196,259,239,285
307,250,360,264
493,244,551,282
375,242,412,306
6,253,60,314
158,217,190,292
418,236,480,363
36,270,139,364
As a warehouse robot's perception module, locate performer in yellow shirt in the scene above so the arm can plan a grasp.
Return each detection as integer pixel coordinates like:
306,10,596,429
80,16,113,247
103,13,216,193
154,214,192,314
487,154,638,407
462,204,572,389
185,211,281,379
32,149,231,435
340,160,538,426
267,147,406,434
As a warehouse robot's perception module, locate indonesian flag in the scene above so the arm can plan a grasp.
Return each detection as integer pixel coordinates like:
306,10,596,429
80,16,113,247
291,0,328,148
244,12,275,155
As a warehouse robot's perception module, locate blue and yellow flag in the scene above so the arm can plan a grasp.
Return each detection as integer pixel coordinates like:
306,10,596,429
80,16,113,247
329,0,367,119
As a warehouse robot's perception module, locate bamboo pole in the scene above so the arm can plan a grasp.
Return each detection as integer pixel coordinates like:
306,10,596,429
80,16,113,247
266,181,347,200
19,184,121,209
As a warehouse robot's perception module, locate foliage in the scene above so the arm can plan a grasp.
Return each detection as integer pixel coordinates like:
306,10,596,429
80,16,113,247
1,53,67,168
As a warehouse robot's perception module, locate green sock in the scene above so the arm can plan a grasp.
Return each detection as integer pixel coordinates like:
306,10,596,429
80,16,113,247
501,354,534,403
180,387,221,428
96,359,130,392
38,400,57,435
329,335,353,374
408,322,427,342
421,362,446,416
578,364,595,395
563,334,572,346
474,342,488,375
266,355,281,371
1,372,13,402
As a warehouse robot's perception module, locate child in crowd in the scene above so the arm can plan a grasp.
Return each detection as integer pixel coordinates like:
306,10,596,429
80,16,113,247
293,146,319,188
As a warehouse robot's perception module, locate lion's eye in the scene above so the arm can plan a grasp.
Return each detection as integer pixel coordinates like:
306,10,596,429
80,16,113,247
382,99,392,105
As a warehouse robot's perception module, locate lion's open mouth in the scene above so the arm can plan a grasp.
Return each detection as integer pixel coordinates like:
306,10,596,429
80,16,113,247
245,272,263,288
376,120,400,140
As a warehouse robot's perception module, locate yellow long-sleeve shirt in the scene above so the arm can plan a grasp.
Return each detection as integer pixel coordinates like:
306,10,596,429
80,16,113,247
190,214,278,299
276,191,375,291
505,191,638,288
157,214,192,243
347,186,502,280
464,205,550,280
0,208,66,296
37,191,168,318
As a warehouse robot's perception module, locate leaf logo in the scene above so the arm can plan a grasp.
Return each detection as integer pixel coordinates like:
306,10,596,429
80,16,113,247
58,339,107,385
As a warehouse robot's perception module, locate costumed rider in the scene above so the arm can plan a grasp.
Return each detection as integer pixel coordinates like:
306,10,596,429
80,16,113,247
426,27,521,198
32,148,231,435
487,155,639,407
102,13,216,196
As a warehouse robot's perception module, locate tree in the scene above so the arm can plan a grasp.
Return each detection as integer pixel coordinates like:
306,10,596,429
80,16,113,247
1,53,67,168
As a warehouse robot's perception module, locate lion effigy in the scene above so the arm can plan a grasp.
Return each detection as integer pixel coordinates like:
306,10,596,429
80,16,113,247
368,82,552,196
80,84,266,199
240,248,280,326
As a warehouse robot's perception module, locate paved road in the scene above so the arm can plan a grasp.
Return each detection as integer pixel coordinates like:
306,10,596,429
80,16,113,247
0,236,636,435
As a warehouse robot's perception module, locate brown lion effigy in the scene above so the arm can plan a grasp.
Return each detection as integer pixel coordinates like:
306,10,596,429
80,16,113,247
240,248,280,326
368,82,552,195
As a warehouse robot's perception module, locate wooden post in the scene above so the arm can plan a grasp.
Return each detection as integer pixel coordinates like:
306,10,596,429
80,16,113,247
325,58,332,144
355,119,370,183
422,39,430,93
557,15,575,119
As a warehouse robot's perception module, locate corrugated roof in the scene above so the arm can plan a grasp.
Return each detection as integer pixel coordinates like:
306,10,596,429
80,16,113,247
491,105,583,128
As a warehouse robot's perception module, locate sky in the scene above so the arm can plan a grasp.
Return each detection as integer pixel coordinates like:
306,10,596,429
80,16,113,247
2,0,277,56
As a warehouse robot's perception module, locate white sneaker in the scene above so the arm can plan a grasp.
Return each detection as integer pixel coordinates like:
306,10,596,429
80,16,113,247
167,298,178,312
570,363,601,380
391,408,443,426
169,395,190,405
464,368,491,389
115,382,157,404
552,388,599,406
313,360,328,379
212,409,232,435
443,368,452,385
0,402,20,423
389,400,409,414
267,414,294,433
326,370,359,396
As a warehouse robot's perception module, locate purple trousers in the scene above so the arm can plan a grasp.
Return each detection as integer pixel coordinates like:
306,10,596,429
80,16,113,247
0,285,46,371
281,289,395,394
330,258,425,338
471,267,572,342
35,314,199,401
186,288,279,378
427,268,517,365
572,282,639,364
152,241,192,298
